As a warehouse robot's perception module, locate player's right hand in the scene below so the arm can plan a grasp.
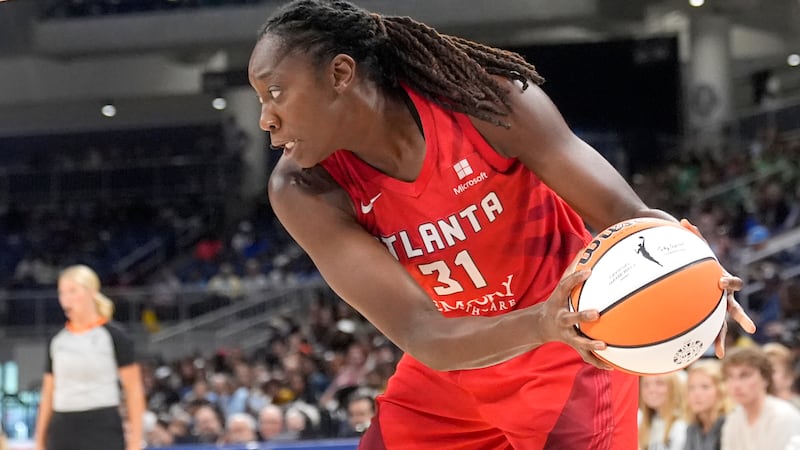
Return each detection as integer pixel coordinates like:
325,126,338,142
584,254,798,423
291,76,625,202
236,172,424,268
539,268,614,370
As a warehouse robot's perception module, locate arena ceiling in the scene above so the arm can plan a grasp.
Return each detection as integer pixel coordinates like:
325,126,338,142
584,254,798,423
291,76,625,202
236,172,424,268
0,0,797,134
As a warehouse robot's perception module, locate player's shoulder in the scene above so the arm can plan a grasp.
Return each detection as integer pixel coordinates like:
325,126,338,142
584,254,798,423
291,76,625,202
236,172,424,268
269,158,355,223
269,158,342,198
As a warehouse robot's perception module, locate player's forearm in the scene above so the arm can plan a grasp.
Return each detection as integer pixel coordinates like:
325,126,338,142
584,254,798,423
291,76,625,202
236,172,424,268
404,306,546,371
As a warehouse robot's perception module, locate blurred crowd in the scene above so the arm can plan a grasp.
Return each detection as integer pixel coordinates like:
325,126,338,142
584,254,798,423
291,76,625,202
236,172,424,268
137,295,396,446
637,341,800,450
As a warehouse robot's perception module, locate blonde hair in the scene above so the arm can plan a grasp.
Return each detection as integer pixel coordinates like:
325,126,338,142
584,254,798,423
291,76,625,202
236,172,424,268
763,342,795,374
638,371,686,449
59,264,115,320
683,359,732,425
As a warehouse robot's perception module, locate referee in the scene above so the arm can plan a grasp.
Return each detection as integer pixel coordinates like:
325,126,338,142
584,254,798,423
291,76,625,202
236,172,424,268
33,265,145,450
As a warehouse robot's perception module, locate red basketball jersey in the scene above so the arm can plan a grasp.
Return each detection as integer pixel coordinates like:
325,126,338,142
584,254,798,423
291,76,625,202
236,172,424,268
320,87,591,318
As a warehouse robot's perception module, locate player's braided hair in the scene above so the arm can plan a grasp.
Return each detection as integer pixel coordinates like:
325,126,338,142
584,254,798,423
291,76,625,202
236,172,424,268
257,0,544,128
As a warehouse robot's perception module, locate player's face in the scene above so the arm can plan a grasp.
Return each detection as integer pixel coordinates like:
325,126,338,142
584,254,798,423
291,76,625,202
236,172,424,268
57,276,93,320
686,371,719,415
725,364,767,408
248,34,344,168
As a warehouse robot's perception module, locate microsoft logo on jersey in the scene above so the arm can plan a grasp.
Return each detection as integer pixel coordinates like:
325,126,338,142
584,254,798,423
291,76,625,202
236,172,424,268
453,159,474,180
452,159,488,195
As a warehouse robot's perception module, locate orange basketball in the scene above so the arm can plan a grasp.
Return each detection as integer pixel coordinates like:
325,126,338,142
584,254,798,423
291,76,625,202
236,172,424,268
569,218,726,375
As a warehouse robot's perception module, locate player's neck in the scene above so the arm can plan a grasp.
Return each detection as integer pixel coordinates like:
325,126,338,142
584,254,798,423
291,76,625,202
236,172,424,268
348,89,426,182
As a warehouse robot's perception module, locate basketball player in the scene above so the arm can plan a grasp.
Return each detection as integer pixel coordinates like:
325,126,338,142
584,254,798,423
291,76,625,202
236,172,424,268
248,1,756,448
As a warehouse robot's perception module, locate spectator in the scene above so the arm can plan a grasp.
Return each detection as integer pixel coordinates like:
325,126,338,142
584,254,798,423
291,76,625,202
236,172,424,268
190,404,223,444
339,391,376,438
638,372,687,450
282,407,310,440
145,419,175,448
684,359,732,450
221,412,258,445
721,346,800,450
151,268,182,321
762,342,800,410
193,233,223,263
257,404,284,441
241,258,270,297
231,220,256,255
207,262,243,301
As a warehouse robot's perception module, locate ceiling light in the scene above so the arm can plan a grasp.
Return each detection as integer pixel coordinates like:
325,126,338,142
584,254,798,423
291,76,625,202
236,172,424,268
788,53,800,67
101,103,116,117
211,96,227,110
689,0,705,6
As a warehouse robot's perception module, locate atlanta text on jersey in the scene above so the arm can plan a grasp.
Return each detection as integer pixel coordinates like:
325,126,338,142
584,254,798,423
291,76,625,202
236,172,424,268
379,192,503,260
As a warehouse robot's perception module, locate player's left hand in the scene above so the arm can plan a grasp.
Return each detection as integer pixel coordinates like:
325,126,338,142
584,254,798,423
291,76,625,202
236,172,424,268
680,219,756,357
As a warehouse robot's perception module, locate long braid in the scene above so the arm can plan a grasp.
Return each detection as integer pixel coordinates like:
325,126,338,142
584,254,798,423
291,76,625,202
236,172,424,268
259,0,544,127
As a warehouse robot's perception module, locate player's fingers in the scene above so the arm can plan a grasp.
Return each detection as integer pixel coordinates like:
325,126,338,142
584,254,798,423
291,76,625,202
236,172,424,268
578,348,613,370
714,319,728,359
554,269,590,304
679,218,706,241
557,307,599,327
726,293,756,334
720,275,743,292
564,250,586,275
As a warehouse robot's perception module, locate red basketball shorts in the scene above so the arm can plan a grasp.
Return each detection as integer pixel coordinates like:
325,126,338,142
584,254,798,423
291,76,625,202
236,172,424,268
357,342,638,450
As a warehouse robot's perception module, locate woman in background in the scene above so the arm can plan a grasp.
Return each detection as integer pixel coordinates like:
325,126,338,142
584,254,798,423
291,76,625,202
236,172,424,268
638,372,687,450
762,342,800,410
684,360,732,450
33,265,145,450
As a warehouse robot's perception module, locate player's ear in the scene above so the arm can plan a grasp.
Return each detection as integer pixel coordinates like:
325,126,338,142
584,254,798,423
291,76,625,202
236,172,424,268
330,54,356,92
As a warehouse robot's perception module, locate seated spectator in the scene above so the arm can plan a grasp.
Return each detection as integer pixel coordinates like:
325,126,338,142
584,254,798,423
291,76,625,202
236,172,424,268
763,279,800,346
683,359,732,450
762,342,800,410
721,346,800,450
339,390,376,438
231,220,255,255
638,372,687,450
207,262,243,301
241,258,269,297
166,407,195,444
194,233,223,263
221,412,258,445
151,267,182,321
145,419,175,448
191,404,224,444
257,404,284,442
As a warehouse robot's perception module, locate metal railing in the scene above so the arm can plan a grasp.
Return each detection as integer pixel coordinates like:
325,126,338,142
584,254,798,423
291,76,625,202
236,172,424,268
147,278,331,360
